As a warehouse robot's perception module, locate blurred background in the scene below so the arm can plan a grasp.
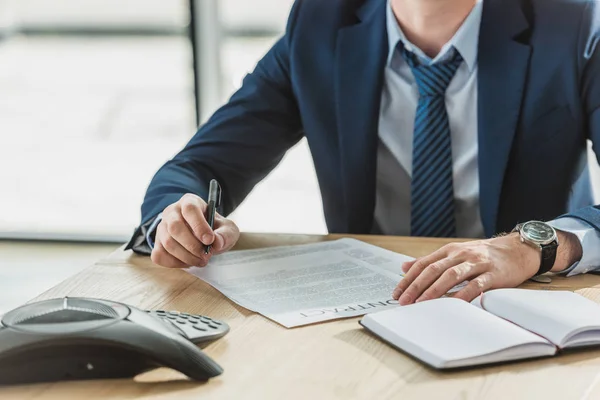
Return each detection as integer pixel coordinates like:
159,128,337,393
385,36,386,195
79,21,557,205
0,0,327,244
0,0,327,312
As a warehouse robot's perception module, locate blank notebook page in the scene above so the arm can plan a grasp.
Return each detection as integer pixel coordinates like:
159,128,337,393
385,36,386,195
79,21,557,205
479,289,600,347
364,298,552,368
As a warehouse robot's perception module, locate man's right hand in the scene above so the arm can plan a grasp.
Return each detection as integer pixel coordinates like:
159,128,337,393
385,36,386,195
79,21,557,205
150,193,240,269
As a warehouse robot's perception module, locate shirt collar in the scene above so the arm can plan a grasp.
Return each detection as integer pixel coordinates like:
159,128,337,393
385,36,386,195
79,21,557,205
386,0,483,71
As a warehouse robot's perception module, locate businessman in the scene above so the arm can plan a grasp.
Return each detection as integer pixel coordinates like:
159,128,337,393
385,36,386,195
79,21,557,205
127,0,600,305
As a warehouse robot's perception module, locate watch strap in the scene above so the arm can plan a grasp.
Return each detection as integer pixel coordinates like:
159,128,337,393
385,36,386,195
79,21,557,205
538,240,558,276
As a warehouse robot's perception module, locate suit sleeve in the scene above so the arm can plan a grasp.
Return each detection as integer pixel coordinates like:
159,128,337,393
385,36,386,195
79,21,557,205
137,1,304,228
552,3,600,274
560,3,600,229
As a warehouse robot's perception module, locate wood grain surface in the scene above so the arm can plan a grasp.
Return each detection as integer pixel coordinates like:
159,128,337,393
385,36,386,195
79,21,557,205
3,233,600,400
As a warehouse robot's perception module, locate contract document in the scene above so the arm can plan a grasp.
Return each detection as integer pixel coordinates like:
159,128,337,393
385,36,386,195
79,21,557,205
186,238,413,328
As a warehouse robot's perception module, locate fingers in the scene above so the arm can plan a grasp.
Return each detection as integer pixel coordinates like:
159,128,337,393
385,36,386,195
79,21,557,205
395,257,462,305
391,236,536,306
453,273,494,302
211,215,241,254
401,260,416,274
150,193,241,268
416,262,483,302
392,246,452,300
151,240,188,269
162,208,207,259
156,222,209,267
179,194,214,245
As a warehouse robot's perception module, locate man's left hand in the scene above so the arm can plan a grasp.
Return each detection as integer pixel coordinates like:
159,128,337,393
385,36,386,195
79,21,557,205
392,230,582,305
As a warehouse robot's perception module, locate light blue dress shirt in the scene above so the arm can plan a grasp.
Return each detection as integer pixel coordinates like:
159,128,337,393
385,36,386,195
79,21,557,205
146,212,162,249
374,0,600,276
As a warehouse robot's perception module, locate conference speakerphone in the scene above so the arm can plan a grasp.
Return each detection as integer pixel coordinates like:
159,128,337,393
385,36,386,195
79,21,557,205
0,297,230,385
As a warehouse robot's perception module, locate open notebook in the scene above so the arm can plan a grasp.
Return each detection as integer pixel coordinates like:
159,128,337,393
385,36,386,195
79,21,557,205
360,289,600,369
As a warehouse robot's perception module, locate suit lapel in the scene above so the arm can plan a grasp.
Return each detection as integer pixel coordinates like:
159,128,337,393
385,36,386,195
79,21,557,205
478,0,531,236
335,0,387,233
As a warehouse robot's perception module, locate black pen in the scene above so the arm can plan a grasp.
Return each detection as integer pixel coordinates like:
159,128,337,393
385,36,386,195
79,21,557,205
205,179,222,255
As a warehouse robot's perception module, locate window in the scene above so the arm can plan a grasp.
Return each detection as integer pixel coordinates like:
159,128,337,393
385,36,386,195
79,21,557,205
0,0,327,242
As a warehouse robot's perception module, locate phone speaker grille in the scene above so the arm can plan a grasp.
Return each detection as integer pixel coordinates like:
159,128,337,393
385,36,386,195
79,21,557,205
4,298,119,326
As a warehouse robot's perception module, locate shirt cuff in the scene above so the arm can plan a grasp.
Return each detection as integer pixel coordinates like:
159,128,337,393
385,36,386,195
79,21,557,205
549,217,600,277
145,213,163,250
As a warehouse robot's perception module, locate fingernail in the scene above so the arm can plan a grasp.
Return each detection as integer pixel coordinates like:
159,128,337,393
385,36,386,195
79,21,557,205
399,295,411,306
202,234,213,244
392,289,402,300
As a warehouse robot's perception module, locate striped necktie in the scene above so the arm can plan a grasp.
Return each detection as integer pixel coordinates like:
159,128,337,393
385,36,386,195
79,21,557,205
402,47,464,238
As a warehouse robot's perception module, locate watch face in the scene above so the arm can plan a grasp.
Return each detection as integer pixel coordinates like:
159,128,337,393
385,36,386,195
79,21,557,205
521,221,556,244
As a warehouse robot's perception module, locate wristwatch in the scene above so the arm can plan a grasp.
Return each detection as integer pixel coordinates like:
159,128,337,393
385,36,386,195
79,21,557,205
512,221,559,276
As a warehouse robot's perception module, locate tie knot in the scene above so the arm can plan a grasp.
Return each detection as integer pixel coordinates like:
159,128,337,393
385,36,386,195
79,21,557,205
402,47,464,97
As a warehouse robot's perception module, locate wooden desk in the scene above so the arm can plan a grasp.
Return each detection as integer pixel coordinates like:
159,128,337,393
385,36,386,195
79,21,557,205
4,234,600,400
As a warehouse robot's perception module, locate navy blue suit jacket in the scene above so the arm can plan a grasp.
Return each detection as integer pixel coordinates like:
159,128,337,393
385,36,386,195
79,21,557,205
138,0,600,239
